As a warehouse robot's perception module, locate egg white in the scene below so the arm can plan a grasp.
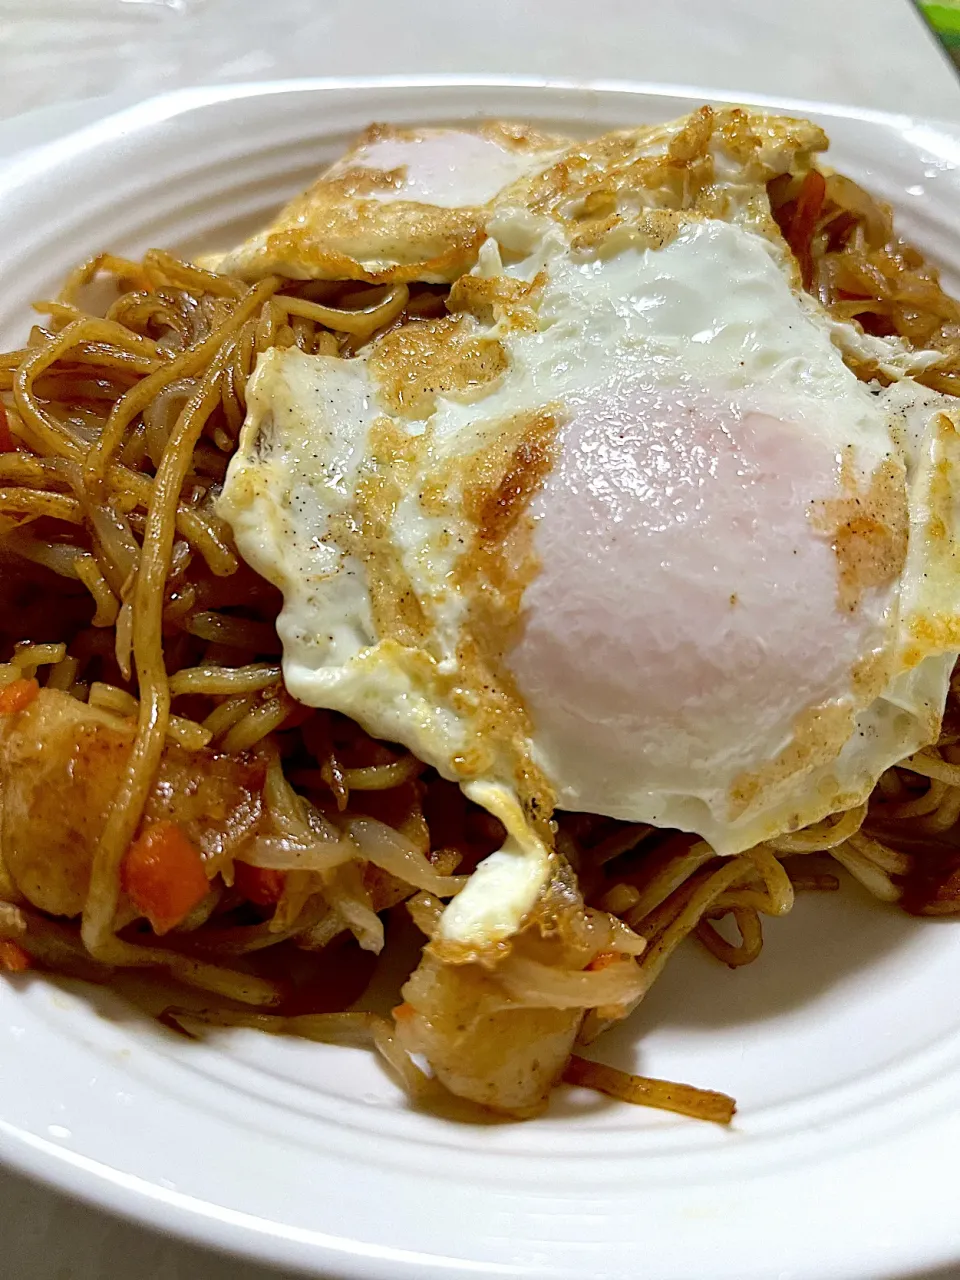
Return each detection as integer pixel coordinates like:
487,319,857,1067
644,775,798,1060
220,193,960,950
325,128,566,209
208,124,568,285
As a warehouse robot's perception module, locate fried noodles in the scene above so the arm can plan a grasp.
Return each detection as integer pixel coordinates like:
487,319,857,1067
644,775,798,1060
0,168,959,1123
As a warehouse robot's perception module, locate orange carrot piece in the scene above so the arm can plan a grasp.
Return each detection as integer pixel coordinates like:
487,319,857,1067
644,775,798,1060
233,862,286,907
787,169,827,289
0,940,31,973
122,821,210,935
0,678,39,715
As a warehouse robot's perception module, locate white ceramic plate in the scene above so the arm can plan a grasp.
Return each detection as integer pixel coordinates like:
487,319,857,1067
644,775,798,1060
3,77,960,1280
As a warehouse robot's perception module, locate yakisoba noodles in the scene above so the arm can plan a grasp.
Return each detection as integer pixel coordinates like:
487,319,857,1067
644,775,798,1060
1,109,960,1124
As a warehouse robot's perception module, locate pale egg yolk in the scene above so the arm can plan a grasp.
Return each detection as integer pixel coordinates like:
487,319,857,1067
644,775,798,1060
508,380,882,826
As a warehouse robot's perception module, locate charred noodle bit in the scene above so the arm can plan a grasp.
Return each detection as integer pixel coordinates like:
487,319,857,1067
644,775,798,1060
1,129,960,1117
564,1056,736,1125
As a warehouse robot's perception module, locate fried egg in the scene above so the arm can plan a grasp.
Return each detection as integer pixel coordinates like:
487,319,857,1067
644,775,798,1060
207,122,568,284
219,108,960,952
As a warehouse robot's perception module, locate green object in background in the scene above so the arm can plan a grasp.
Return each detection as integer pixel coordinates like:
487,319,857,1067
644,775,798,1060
919,1,960,66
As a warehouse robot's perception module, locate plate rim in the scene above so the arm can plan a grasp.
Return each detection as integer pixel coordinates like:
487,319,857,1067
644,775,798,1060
3,73,960,1280
5,71,960,196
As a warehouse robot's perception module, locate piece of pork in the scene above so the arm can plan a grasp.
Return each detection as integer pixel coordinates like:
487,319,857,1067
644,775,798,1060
0,690,264,918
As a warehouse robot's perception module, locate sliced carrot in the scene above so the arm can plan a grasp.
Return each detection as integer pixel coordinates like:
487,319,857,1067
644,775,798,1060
233,861,286,907
122,821,210,936
0,940,31,973
0,677,39,715
787,169,827,290
586,951,622,972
